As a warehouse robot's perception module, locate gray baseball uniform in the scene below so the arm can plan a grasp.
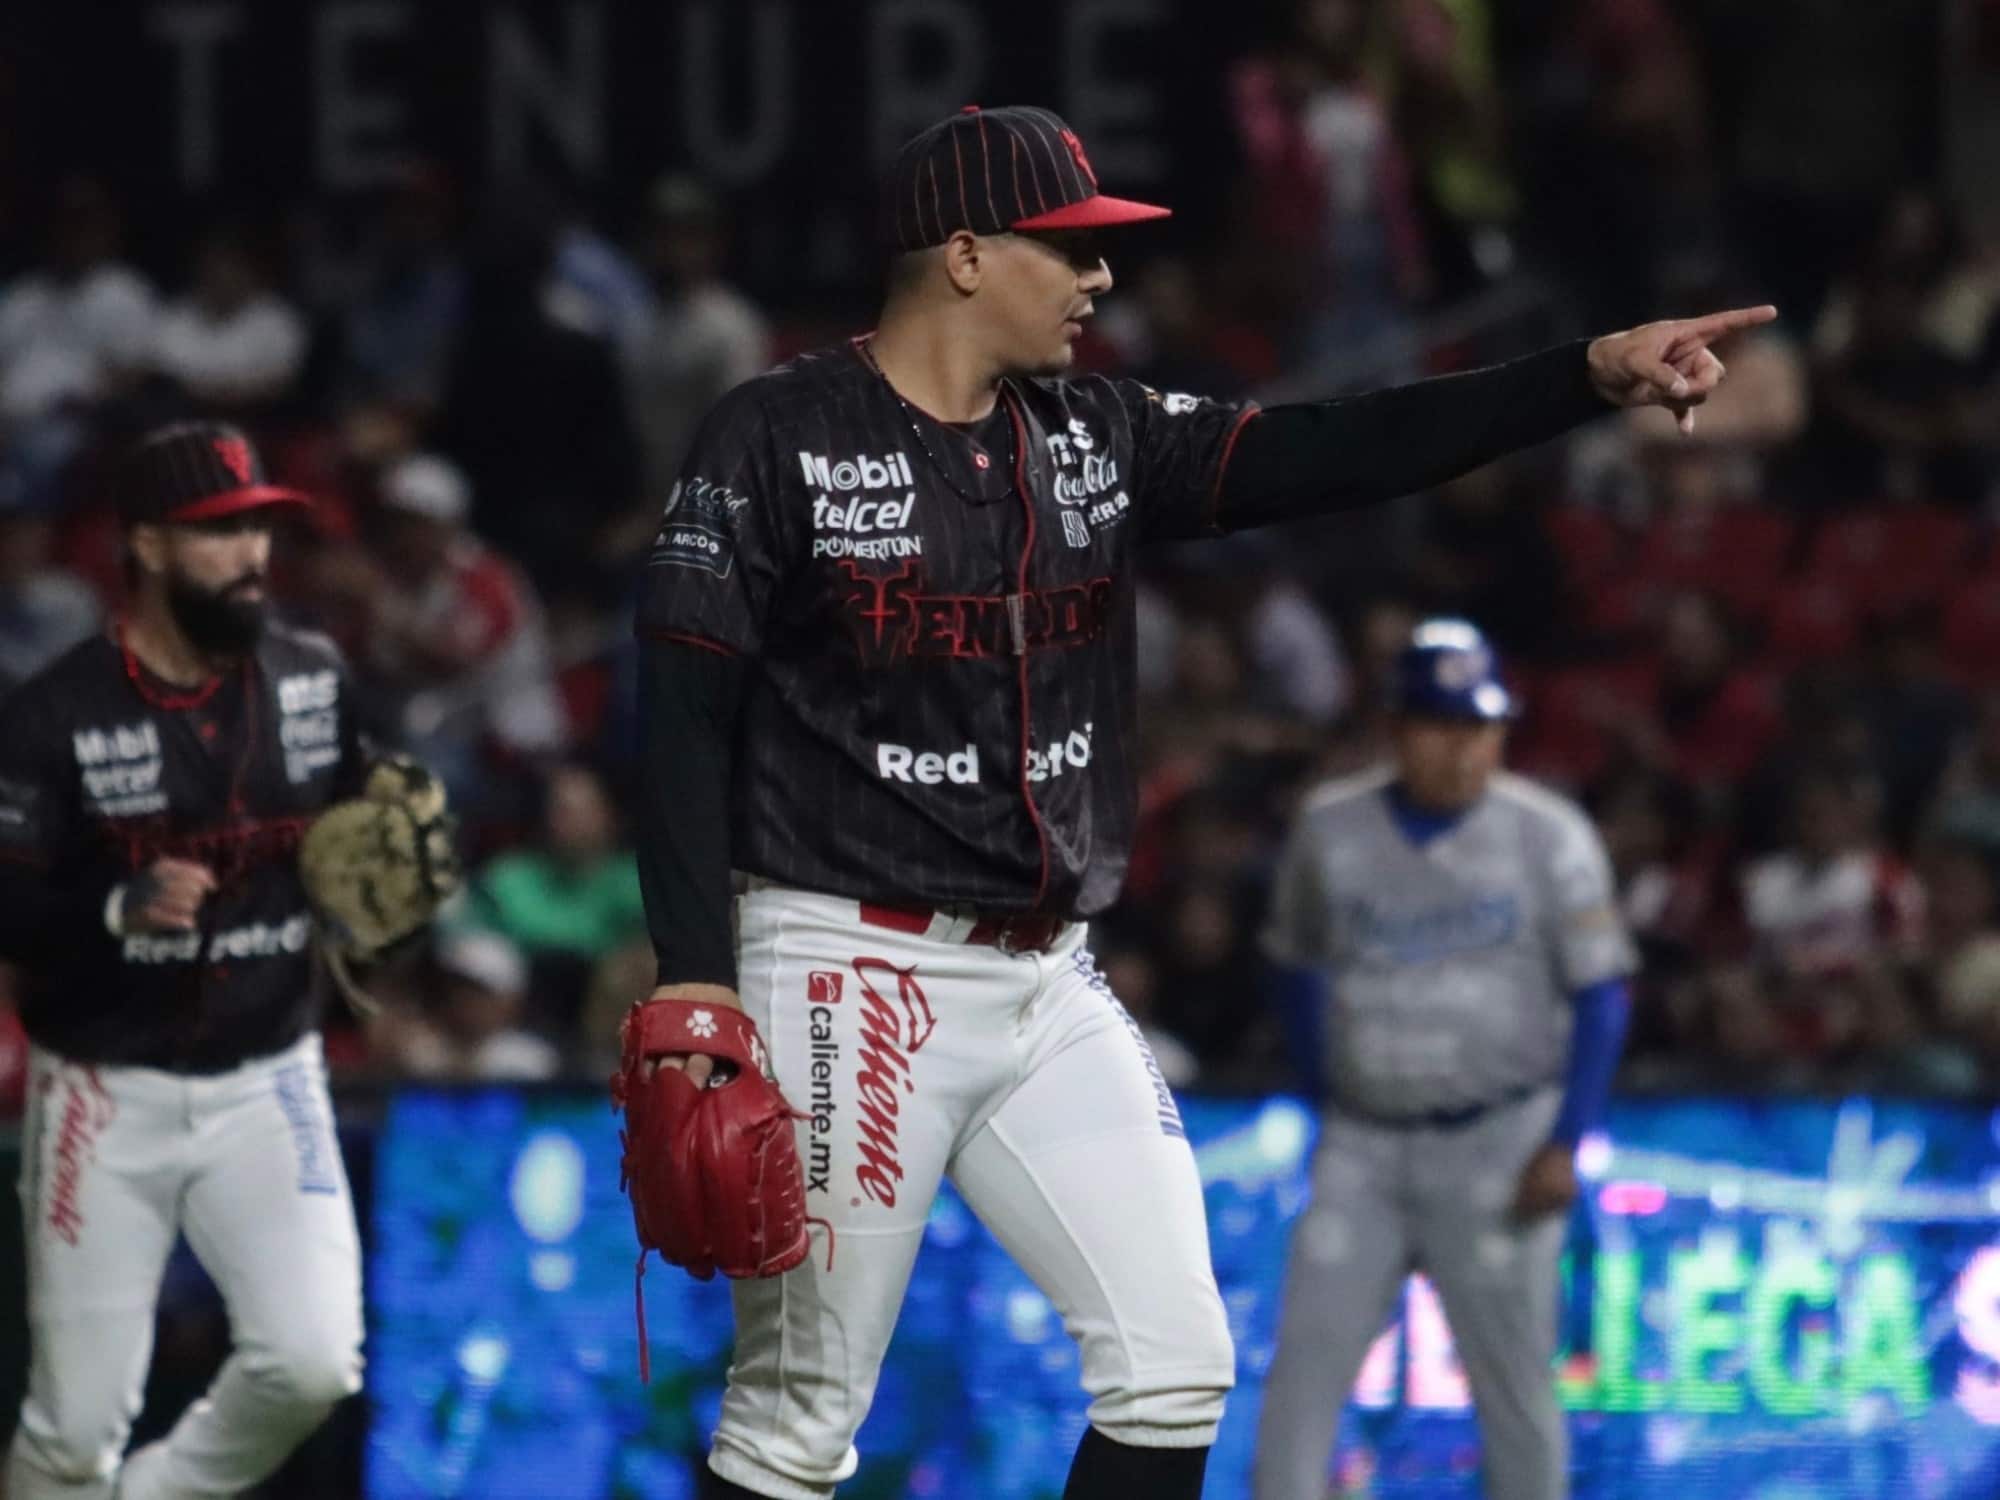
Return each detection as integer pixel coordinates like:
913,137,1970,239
1253,767,1635,1500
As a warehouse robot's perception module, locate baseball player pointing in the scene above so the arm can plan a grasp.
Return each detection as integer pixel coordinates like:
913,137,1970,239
615,104,1760,1500
1254,620,1635,1500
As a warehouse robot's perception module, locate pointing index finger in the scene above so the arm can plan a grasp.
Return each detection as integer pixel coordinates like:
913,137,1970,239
1665,304,1778,357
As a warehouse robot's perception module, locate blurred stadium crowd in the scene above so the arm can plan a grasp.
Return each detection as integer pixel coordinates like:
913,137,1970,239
0,0,1996,1106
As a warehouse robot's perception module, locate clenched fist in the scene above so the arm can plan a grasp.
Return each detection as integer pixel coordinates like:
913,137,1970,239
117,859,217,935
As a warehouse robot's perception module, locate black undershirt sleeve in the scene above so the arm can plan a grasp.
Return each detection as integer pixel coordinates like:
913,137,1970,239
1217,340,1606,529
635,637,749,989
0,696,118,966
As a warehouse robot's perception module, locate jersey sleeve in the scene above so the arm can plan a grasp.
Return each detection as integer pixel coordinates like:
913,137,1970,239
634,385,794,656
1545,809,1638,990
0,693,68,872
337,663,374,798
0,687,117,963
1106,379,1260,543
1262,812,1334,966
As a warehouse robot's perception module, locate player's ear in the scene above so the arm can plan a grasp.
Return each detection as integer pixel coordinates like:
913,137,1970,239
942,231,984,296
127,522,168,578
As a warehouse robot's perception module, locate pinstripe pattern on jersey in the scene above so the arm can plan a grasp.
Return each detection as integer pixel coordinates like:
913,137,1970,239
636,345,1254,918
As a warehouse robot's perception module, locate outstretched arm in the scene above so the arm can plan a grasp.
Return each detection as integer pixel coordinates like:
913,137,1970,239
1217,306,1778,530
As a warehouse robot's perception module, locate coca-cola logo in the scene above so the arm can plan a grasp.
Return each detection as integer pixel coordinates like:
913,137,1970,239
1052,454,1121,505
850,957,935,1209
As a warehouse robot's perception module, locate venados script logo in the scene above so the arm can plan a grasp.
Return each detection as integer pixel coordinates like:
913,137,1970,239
851,957,936,1208
836,561,1112,665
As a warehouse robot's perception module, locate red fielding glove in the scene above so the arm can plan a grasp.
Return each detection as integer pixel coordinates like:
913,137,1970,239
611,998,810,1379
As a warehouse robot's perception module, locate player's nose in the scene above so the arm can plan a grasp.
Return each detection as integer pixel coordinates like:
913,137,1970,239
232,529,273,572
1080,258,1112,295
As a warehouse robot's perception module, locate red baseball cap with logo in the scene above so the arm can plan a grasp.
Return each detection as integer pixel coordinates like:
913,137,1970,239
886,105,1172,252
118,421,311,526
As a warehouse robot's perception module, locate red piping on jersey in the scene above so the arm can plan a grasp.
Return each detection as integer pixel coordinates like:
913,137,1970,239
1206,404,1263,533
1004,391,1052,911
640,628,740,658
116,620,225,710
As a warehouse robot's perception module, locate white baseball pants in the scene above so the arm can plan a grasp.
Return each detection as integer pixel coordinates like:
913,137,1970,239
5,1032,364,1500
706,883,1235,1500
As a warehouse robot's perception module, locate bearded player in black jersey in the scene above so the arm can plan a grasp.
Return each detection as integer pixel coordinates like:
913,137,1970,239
0,424,370,1500
627,104,1771,1500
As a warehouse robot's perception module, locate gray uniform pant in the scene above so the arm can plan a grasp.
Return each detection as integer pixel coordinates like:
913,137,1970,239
1254,1089,1567,1500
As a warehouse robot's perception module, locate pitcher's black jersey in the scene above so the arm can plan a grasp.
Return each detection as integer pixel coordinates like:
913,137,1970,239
636,339,1256,917
0,624,366,1071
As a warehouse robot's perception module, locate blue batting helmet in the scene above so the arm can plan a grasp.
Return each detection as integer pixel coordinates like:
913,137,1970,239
1392,618,1518,722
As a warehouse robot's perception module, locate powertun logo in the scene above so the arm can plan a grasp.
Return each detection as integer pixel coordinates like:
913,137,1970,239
851,957,935,1209
73,722,166,818
803,452,923,559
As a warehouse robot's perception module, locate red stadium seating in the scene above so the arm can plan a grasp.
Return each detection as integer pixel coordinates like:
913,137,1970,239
1633,505,1795,618
1510,658,1654,786
1544,505,1627,581
1762,576,1860,666
1799,506,1975,617
1940,565,2000,689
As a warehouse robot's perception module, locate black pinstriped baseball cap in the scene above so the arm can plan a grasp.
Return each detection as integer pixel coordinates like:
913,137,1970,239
118,421,310,527
887,105,1172,252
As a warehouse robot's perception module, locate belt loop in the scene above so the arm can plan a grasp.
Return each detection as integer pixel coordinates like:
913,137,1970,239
933,909,977,944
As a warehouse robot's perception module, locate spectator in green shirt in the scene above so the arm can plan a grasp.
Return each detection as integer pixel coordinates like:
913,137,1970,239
465,762,647,1036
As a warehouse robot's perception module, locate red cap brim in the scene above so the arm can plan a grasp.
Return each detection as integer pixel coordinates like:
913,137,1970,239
163,486,312,523
1012,195,1172,232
